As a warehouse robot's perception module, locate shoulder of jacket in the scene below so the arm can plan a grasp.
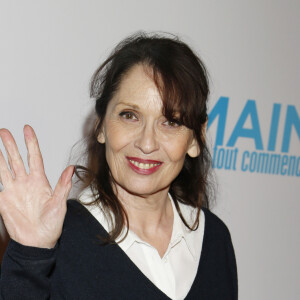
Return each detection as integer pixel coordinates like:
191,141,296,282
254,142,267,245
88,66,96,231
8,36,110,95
64,199,102,232
201,207,232,240
65,199,90,219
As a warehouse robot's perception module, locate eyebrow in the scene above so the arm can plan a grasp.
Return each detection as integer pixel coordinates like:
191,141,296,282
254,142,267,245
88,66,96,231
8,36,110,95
115,102,140,109
115,102,181,118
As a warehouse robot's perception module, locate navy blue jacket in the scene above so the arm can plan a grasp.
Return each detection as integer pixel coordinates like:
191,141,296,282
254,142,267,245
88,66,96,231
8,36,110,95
0,200,238,299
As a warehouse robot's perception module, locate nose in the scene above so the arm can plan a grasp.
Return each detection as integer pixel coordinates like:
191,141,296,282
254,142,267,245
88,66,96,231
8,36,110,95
134,123,159,154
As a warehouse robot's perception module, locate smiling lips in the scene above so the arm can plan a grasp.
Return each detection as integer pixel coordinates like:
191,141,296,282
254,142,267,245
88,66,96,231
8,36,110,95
126,156,163,175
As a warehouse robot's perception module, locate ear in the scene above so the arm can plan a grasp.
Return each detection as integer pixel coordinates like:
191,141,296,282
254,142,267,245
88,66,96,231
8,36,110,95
97,131,105,144
187,120,207,158
187,137,200,158
95,119,105,144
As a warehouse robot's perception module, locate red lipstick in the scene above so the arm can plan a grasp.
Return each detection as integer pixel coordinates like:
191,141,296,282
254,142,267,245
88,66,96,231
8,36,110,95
126,156,163,175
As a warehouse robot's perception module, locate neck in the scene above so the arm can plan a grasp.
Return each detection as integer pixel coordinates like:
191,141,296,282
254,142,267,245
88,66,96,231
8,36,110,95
116,187,173,236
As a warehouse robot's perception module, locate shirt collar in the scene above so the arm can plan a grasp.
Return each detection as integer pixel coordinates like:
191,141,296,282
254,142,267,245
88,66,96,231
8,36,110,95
119,194,198,260
168,194,197,260
80,188,198,260
79,188,152,251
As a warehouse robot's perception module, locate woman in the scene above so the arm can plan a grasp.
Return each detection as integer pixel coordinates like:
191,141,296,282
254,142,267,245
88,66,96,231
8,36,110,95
0,33,237,299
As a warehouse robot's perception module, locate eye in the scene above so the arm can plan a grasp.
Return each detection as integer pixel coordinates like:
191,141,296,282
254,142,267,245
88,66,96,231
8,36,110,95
119,111,138,120
163,119,182,128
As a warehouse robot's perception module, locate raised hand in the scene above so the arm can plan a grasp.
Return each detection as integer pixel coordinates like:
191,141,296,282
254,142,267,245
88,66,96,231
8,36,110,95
0,125,74,249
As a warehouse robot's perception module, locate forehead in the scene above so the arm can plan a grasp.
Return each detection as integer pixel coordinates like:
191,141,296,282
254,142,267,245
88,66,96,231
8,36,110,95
111,64,163,111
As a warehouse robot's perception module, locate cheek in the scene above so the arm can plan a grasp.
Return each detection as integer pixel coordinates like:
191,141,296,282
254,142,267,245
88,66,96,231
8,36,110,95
162,136,191,162
104,120,133,152
104,126,128,176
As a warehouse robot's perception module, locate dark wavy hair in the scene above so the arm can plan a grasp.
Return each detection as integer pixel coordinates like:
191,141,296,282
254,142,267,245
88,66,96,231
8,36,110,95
76,32,212,242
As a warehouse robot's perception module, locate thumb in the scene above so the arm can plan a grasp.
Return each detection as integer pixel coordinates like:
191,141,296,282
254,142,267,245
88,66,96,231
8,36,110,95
52,165,74,204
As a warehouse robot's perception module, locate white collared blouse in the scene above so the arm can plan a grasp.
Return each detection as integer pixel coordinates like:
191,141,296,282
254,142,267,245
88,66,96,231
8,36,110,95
80,190,205,300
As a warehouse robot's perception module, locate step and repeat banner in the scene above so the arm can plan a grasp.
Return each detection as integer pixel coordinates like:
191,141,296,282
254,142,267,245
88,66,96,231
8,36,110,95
0,1,299,299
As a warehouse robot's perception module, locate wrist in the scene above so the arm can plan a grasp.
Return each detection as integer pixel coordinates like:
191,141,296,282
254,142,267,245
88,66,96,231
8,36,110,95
7,239,57,259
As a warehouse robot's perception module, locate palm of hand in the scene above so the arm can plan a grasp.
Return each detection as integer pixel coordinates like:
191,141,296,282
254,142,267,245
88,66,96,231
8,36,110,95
0,126,73,249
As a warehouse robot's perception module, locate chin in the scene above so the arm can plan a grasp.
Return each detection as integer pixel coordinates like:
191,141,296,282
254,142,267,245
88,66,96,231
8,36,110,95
117,180,168,197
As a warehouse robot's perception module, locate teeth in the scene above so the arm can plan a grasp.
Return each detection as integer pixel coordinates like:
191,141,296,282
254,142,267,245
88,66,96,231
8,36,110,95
129,160,160,169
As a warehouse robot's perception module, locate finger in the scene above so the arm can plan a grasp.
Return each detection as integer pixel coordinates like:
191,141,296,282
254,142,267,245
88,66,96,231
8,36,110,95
0,129,27,178
23,125,45,175
5,152,16,178
0,149,13,186
52,165,74,205
0,130,16,179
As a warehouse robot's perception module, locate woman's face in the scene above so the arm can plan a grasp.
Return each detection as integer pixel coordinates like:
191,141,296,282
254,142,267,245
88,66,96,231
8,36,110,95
98,64,199,197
